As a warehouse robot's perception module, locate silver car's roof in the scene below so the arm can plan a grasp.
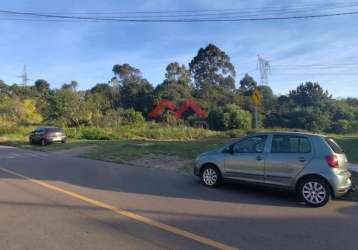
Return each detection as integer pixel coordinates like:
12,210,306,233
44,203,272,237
246,131,325,138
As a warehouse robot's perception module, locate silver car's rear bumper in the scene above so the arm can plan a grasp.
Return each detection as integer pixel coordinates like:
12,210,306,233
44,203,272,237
328,170,352,198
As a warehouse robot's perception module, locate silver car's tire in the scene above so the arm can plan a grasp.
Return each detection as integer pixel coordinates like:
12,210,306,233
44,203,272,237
201,165,221,188
299,177,330,207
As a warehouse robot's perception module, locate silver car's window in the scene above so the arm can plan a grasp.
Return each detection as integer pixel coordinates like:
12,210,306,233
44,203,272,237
233,136,267,153
299,138,311,153
271,135,311,153
325,137,344,154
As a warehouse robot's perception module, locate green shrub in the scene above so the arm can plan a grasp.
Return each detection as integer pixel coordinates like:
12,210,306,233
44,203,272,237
81,127,111,140
65,127,111,140
120,109,145,125
208,104,252,131
330,120,350,134
64,127,83,139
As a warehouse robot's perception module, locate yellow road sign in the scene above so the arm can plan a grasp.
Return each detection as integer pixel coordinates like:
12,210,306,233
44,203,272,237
251,88,262,106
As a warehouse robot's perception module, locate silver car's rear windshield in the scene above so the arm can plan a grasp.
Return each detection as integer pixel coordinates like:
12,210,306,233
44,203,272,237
325,137,344,154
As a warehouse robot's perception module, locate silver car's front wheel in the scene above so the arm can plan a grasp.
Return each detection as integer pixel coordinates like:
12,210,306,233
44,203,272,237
299,177,330,207
201,165,221,187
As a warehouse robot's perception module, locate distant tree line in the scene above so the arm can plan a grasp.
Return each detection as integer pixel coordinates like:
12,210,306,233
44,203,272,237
1,43,357,134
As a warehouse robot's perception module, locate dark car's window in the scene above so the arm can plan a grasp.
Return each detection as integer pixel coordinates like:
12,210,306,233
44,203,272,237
47,128,63,133
233,135,267,153
325,137,344,154
271,135,311,153
35,128,45,134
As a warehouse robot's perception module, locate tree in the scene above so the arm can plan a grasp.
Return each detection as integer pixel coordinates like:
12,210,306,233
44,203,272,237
90,83,112,95
45,88,91,126
112,64,141,80
90,83,120,108
257,85,276,113
0,96,42,126
21,99,43,124
189,44,236,90
34,79,50,95
121,78,154,114
239,74,257,95
0,80,7,93
154,83,192,105
154,62,193,106
194,85,240,111
112,64,154,114
61,80,78,91
165,62,191,86
289,82,331,107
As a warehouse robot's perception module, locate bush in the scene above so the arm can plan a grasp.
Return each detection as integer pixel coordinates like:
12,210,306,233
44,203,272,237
120,109,145,125
101,108,145,127
65,127,111,140
209,104,252,131
64,123,220,141
330,119,351,134
81,127,111,140
264,107,331,132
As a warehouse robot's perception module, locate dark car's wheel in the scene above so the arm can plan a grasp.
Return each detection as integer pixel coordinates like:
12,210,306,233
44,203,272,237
201,165,221,188
29,138,33,144
41,139,47,146
298,177,331,207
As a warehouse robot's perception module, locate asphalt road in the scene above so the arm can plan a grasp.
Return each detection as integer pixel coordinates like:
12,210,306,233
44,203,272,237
0,145,357,250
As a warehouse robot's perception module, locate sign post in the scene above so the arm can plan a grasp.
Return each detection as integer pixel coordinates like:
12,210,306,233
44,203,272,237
251,88,262,129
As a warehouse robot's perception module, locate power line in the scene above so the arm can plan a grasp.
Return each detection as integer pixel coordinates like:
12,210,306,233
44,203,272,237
24,3,358,18
272,62,358,67
22,1,358,15
1,8,358,23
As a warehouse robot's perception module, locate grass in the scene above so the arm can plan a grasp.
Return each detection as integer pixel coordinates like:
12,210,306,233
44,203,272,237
81,138,229,163
334,136,358,164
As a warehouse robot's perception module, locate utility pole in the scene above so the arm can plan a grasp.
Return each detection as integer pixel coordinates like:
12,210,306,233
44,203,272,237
17,64,31,86
257,55,270,85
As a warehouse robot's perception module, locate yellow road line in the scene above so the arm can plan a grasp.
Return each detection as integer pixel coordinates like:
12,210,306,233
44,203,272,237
0,167,238,250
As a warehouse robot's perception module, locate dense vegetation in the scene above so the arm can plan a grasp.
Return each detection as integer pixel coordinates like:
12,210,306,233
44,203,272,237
1,43,357,140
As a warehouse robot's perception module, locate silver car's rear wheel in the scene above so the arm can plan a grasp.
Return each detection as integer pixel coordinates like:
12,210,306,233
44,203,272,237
299,177,330,207
201,165,221,187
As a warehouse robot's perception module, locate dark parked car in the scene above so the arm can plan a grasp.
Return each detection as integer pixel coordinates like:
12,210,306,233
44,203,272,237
29,127,66,146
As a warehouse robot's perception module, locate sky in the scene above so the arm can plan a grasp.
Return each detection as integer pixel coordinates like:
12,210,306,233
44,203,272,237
0,0,358,97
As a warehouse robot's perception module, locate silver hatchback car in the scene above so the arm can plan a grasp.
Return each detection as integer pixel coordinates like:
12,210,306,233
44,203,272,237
194,132,352,207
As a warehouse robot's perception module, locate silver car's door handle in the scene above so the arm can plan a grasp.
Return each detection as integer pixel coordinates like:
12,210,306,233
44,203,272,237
298,157,307,162
256,155,263,161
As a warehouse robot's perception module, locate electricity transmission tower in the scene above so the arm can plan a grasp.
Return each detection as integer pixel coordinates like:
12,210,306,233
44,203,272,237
257,55,270,85
253,55,270,129
17,64,31,86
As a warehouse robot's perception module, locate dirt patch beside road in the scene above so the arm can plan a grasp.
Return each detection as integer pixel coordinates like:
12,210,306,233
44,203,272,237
53,145,97,157
128,154,193,173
